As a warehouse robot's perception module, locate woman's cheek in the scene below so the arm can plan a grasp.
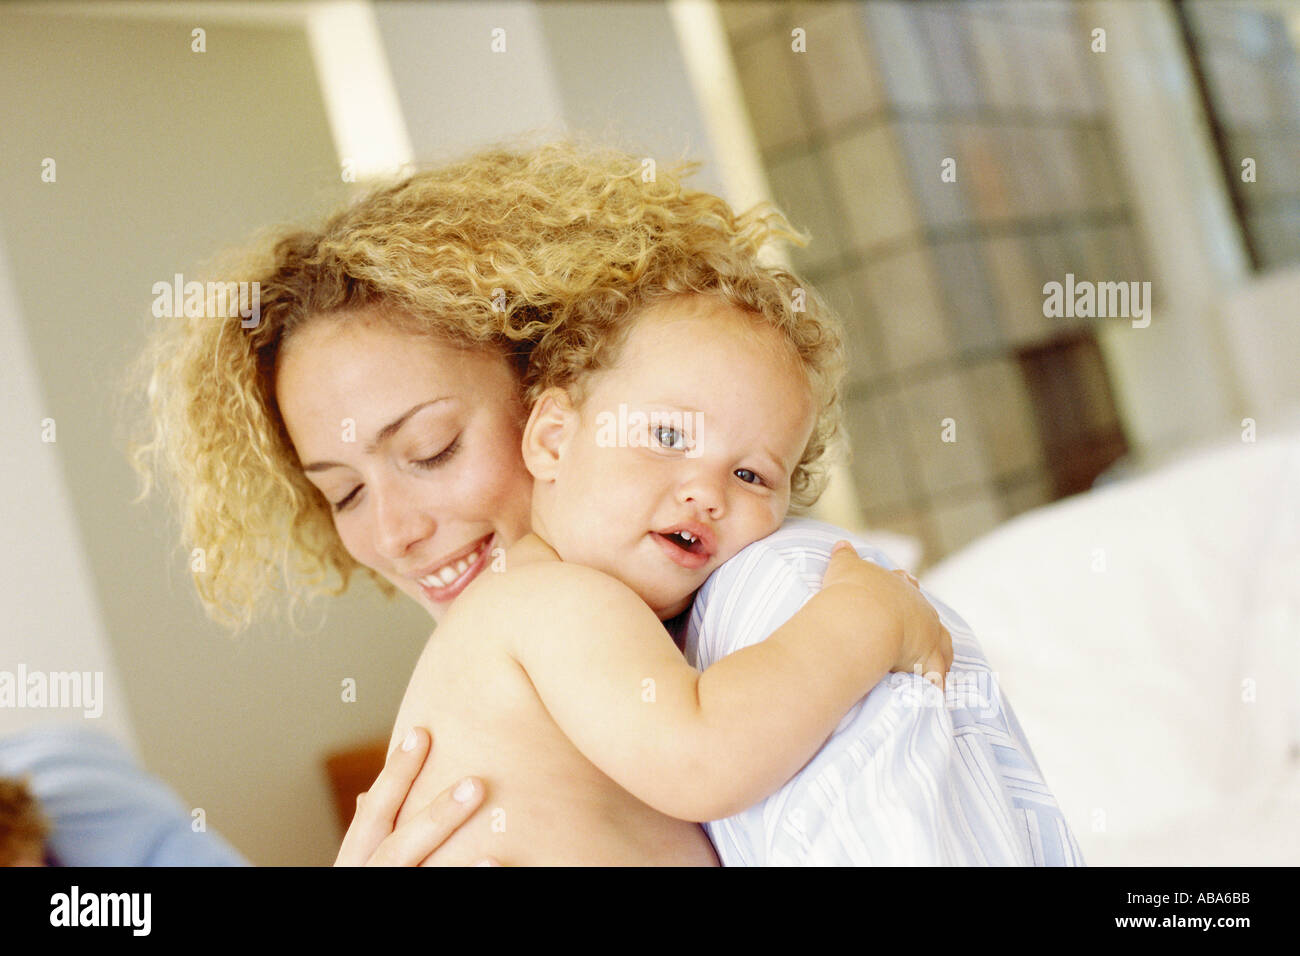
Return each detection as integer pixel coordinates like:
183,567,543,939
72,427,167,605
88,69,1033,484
485,443,537,530
333,512,377,571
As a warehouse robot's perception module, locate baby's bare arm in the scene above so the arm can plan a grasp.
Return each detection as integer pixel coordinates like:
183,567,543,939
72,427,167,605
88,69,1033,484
503,547,937,822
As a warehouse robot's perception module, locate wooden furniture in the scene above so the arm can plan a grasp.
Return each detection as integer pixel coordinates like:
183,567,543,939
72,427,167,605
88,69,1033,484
323,738,389,835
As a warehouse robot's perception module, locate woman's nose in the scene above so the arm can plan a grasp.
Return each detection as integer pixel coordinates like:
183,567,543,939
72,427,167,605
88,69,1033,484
371,473,436,560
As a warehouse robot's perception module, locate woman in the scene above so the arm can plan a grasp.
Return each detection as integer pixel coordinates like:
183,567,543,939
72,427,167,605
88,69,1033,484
134,139,1077,866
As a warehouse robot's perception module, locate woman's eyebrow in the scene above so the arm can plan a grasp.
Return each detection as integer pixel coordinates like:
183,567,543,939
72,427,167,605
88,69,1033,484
302,398,451,472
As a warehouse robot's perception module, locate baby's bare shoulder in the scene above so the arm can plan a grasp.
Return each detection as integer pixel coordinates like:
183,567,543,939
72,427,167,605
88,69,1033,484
450,558,651,645
485,558,641,612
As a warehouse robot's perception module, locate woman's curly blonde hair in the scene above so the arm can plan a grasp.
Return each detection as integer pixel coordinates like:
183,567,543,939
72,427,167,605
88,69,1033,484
129,138,845,632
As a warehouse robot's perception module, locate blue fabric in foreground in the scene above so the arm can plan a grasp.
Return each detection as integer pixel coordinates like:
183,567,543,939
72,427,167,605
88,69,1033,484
0,725,249,866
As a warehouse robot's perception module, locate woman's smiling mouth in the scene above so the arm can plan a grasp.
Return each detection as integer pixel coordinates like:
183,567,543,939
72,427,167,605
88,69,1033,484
414,533,494,601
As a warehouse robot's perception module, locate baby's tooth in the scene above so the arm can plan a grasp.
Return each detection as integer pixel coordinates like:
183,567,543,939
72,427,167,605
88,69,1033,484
437,566,458,585
454,558,470,576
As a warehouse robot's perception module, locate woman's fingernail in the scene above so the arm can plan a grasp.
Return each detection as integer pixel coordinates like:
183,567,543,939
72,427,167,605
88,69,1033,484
453,778,477,803
401,729,418,752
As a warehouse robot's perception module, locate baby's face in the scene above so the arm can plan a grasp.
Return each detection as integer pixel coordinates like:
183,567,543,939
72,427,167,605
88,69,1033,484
531,295,817,619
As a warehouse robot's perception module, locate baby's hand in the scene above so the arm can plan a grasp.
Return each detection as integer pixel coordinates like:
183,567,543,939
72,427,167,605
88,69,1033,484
821,541,953,689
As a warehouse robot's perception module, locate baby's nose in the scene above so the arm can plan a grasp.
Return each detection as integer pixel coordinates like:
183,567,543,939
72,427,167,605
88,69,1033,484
677,474,725,517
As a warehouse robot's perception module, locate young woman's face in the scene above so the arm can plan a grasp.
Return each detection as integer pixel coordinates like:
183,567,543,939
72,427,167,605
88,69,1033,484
276,313,535,622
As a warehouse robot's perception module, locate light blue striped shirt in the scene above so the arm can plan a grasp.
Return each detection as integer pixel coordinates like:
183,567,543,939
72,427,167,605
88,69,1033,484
684,517,1084,866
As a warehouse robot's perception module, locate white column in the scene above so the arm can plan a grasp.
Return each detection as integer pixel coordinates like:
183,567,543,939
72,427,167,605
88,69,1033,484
1082,0,1250,460
0,226,137,749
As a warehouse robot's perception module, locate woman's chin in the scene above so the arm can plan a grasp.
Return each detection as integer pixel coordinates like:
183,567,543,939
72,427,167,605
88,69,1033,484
416,589,444,623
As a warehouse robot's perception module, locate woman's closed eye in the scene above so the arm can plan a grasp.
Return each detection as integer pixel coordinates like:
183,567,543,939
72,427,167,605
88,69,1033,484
332,488,360,513
330,436,462,512
414,435,461,470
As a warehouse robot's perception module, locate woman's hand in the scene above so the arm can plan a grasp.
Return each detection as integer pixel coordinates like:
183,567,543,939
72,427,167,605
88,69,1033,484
824,541,953,690
334,727,497,866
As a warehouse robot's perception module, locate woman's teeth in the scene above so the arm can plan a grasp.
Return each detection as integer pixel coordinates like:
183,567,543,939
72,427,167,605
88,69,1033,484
419,539,488,588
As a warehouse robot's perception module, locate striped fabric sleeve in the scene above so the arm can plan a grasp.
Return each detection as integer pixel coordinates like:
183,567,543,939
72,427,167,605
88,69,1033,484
684,517,1085,867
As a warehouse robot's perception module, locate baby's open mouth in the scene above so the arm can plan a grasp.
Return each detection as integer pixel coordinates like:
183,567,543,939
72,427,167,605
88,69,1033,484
651,524,715,571
662,530,703,554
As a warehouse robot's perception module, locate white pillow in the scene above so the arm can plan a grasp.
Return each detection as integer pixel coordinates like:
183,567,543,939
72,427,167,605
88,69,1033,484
921,431,1300,861
851,527,924,574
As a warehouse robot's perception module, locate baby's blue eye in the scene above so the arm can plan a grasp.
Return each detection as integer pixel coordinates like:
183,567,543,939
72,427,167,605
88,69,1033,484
735,468,762,485
654,426,687,450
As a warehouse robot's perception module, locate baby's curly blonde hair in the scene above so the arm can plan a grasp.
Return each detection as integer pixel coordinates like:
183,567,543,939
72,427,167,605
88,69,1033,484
130,138,844,631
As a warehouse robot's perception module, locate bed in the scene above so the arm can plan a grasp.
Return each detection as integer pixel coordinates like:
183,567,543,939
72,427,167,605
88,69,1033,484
920,424,1300,865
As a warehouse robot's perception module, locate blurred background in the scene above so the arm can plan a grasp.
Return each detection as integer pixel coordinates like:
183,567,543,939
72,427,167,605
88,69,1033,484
1,0,1297,865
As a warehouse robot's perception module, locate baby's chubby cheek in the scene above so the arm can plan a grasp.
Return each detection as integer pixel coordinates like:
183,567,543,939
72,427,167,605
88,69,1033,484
741,508,789,555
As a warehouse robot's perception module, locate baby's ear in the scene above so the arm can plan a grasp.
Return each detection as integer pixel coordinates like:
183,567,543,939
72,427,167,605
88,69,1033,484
521,387,575,481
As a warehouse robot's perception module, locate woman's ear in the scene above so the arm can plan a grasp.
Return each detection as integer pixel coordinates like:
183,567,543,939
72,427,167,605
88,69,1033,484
521,387,576,482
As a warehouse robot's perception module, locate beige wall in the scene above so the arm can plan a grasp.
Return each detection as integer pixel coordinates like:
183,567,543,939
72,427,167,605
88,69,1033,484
0,219,137,748
375,0,568,159
0,9,435,865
